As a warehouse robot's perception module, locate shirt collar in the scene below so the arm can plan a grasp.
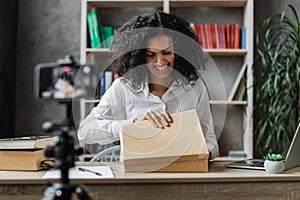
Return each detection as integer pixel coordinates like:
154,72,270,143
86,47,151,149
128,75,187,97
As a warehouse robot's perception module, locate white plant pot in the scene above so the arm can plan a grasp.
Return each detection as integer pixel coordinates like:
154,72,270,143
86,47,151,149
264,160,285,174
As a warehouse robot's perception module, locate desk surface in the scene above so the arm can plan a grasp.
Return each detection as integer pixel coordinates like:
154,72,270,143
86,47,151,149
1,161,300,185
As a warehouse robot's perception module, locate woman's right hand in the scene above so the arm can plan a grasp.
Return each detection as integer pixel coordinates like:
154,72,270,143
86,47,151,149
134,111,173,129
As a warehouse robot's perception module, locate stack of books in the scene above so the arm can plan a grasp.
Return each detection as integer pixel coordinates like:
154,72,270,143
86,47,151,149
0,136,54,171
190,23,246,49
87,8,116,49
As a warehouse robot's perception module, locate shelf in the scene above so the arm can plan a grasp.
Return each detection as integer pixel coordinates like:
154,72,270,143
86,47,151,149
86,48,247,56
205,49,247,56
214,156,244,161
87,0,247,8
87,0,164,8
86,48,113,55
169,0,247,8
81,99,100,103
209,100,247,105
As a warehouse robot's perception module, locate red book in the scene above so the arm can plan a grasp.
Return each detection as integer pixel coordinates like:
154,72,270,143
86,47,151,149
195,24,202,46
204,24,211,49
199,24,207,48
209,24,216,49
234,24,241,49
220,24,226,49
214,24,220,49
230,24,235,49
226,24,231,48
190,23,198,41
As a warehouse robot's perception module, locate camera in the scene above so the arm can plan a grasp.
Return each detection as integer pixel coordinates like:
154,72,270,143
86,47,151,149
34,55,99,101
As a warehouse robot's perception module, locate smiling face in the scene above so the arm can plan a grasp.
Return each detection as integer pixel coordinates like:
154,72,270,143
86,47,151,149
145,34,175,84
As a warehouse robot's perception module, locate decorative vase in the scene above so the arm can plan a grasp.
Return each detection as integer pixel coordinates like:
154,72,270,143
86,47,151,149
264,160,285,174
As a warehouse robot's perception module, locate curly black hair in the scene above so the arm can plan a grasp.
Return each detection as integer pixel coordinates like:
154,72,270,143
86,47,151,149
109,12,206,88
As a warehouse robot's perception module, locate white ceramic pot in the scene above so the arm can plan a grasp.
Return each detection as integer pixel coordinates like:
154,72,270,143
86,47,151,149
264,160,285,174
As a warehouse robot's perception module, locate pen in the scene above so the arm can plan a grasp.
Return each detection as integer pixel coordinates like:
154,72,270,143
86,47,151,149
78,167,102,176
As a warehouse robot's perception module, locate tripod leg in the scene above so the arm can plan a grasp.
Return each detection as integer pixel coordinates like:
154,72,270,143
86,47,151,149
42,185,59,200
74,184,92,200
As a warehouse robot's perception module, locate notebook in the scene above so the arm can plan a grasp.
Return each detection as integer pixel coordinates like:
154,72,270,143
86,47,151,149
225,122,300,171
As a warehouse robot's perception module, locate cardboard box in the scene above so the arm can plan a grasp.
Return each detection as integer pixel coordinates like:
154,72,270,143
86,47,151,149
120,109,209,172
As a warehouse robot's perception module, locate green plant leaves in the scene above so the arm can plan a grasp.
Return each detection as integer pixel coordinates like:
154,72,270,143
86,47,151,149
255,4,300,157
264,153,284,161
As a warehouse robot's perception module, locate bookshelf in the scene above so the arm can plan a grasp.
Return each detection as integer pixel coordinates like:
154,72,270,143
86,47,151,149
80,0,254,158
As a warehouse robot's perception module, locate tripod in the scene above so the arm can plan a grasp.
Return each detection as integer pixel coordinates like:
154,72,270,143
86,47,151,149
42,127,91,200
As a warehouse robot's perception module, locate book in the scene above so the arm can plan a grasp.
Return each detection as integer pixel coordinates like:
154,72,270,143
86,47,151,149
120,109,209,172
191,23,202,47
87,8,101,48
226,24,231,48
233,77,246,101
0,149,49,171
199,24,207,48
240,26,246,49
220,24,226,49
0,136,54,150
227,63,247,101
228,150,247,158
100,25,114,48
105,71,113,92
233,24,241,49
204,24,210,49
99,72,106,97
97,71,114,97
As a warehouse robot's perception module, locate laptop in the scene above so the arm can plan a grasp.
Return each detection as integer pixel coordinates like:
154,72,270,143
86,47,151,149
225,122,300,171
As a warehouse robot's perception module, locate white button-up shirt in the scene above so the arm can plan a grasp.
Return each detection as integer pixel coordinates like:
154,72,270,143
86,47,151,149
78,77,219,159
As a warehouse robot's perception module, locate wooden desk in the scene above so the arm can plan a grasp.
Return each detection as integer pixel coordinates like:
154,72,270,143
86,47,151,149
1,161,300,200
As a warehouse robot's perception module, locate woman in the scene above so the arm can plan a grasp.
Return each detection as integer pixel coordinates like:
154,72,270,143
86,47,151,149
78,12,218,159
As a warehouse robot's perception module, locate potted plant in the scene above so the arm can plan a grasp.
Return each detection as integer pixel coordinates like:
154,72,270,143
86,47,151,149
264,153,285,174
255,4,300,157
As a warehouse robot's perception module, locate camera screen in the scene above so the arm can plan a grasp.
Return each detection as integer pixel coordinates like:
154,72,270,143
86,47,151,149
34,63,80,100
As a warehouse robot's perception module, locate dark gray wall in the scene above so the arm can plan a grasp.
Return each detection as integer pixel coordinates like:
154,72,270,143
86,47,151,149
15,0,81,135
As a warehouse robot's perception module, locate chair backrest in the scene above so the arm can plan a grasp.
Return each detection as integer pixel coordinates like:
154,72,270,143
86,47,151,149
90,145,120,162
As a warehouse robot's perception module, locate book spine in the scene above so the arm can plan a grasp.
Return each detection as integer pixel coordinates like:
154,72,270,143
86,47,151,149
220,24,226,49
100,26,115,48
214,24,220,49
190,23,201,46
234,24,241,49
99,72,106,97
209,24,216,49
226,24,231,48
105,71,113,92
98,71,115,97
240,26,246,49
106,26,114,48
227,64,247,101
87,8,101,48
